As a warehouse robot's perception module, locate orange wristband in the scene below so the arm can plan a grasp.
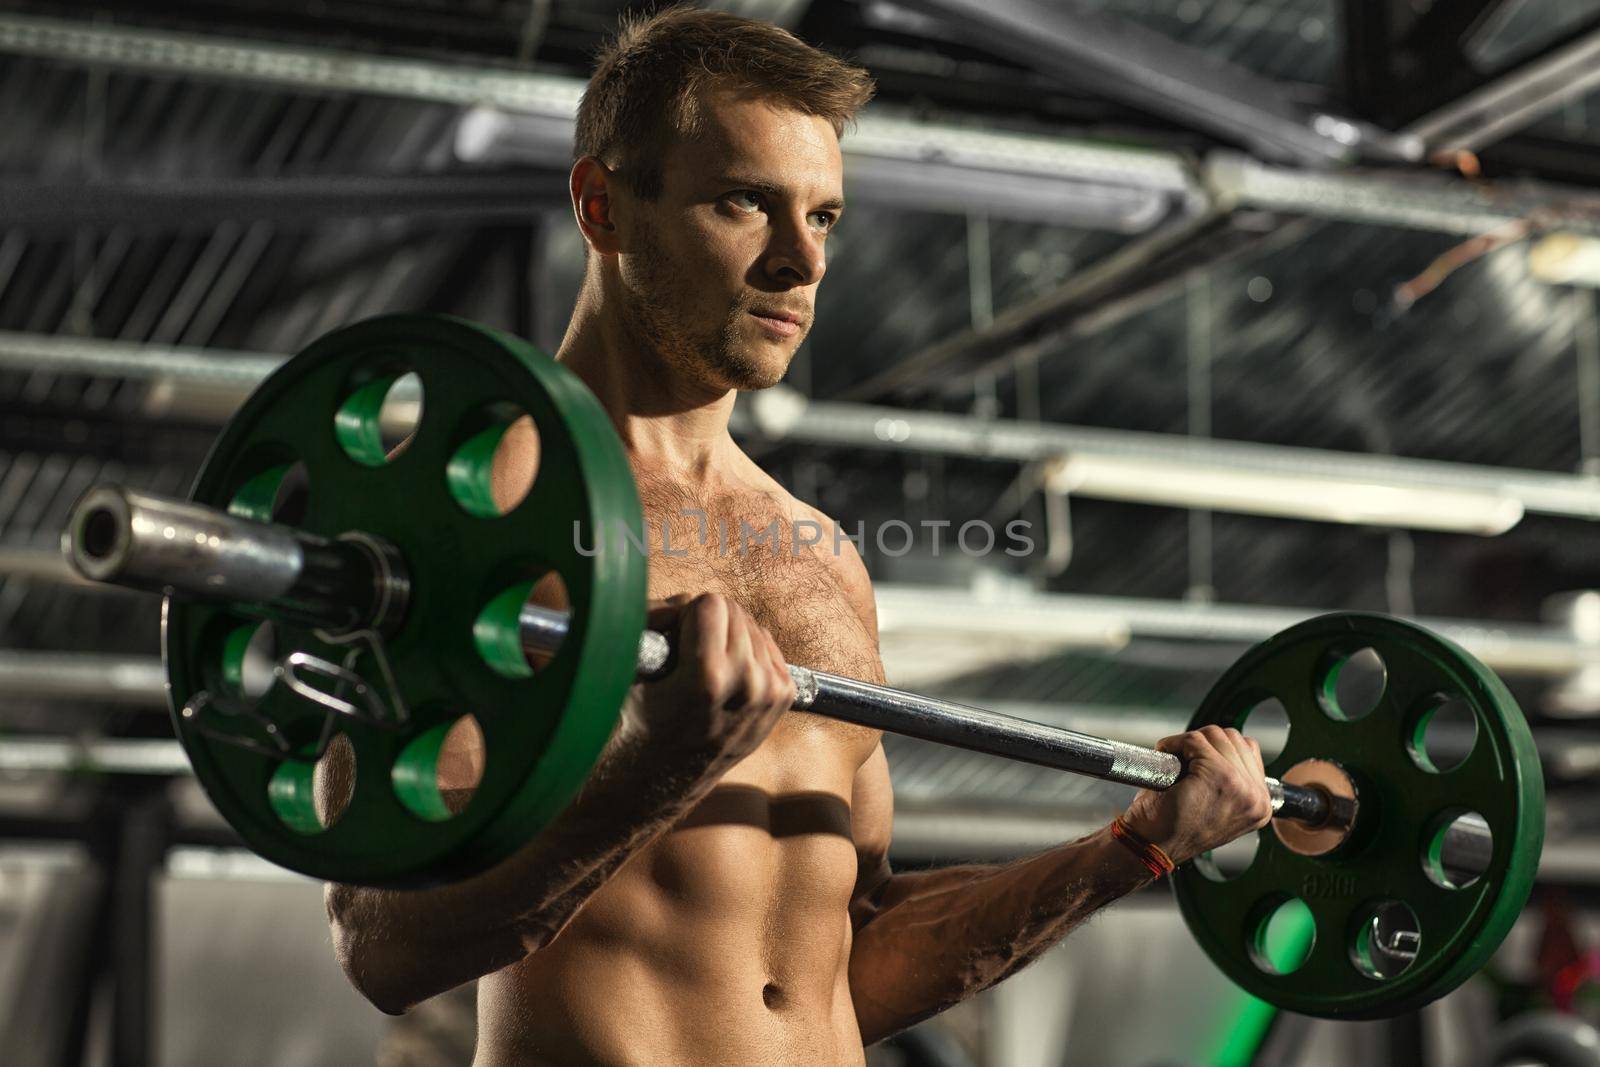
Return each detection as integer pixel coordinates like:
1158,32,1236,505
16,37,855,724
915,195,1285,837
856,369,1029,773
1111,816,1176,878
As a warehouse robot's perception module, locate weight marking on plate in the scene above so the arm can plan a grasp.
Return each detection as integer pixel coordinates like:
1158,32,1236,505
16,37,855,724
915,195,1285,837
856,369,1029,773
1300,873,1358,899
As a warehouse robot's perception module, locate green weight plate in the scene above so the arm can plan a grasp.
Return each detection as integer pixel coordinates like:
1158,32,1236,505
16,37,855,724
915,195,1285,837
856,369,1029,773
164,314,647,886
1172,613,1543,1019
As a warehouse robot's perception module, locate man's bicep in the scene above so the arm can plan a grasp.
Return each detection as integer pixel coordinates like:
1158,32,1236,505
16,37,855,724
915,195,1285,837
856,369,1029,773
850,742,894,927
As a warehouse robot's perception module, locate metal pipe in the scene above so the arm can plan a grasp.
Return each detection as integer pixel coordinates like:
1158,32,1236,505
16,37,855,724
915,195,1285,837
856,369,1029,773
0,737,191,775
1208,152,1600,239
11,13,1600,239
739,389,1600,523
0,330,282,388
875,585,1592,678
0,545,116,589
65,487,1350,831
890,0,1406,166
0,173,570,229
1402,25,1600,156
14,329,1600,531
0,652,166,706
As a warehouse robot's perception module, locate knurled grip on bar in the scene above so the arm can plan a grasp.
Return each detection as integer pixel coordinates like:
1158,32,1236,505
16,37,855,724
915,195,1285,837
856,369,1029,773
522,603,1336,826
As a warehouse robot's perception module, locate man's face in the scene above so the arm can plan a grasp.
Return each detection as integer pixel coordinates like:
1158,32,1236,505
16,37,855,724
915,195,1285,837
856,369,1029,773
616,90,843,393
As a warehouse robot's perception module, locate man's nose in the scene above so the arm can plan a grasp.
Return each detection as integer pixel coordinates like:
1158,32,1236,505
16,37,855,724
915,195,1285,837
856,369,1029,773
764,215,827,288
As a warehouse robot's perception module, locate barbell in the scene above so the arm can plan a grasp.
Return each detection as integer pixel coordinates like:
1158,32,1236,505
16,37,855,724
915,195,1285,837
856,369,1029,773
62,313,1544,1019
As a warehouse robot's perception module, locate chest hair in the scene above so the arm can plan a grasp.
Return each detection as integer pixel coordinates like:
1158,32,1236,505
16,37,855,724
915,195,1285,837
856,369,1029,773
634,472,880,685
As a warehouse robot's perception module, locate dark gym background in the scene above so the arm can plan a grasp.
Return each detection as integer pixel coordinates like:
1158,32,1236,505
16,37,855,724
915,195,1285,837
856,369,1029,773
3,1,1600,1064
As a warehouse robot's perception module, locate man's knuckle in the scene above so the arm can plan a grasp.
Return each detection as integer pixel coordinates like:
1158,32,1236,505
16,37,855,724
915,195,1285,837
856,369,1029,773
699,660,729,695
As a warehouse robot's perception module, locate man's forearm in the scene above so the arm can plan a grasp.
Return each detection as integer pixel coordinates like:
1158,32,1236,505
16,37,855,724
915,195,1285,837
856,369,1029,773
329,723,722,1013
848,824,1154,1043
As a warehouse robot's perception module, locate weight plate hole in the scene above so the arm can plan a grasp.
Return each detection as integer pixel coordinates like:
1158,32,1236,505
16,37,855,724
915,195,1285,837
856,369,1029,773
1407,694,1477,773
473,572,570,680
1350,900,1421,980
1423,810,1493,889
335,370,423,467
222,621,278,701
447,407,539,518
228,460,309,526
393,715,483,823
1239,697,1290,764
1319,646,1386,722
268,732,356,835
1250,896,1316,975
1193,829,1260,883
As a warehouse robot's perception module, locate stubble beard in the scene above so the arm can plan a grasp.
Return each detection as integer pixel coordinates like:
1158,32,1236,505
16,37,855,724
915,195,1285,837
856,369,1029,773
623,223,793,393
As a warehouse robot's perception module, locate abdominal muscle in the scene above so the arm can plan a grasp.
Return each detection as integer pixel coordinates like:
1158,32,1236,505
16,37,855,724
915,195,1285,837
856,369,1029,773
472,743,870,1067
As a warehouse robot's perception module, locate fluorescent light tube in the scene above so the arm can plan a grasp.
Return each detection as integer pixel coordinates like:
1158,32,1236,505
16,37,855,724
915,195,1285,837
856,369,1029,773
1047,454,1524,535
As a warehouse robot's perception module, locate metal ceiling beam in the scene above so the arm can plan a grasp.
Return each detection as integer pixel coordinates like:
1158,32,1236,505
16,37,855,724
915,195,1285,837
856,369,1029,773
874,584,1593,678
11,13,1600,417
0,174,570,229
834,210,1314,402
1342,0,1600,148
0,737,192,774
0,12,587,113
5,13,1596,237
1208,151,1600,238
1402,18,1600,157
0,652,167,707
7,329,1600,533
0,332,281,388
736,387,1600,526
889,0,1415,167
837,149,1600,401
0,546,108,589
0,12,1202,233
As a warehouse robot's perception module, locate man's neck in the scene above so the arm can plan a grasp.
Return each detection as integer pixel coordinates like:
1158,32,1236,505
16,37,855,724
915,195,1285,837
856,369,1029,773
556,289,738,484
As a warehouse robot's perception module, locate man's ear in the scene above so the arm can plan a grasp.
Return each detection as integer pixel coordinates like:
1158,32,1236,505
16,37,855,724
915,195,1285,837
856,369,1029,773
570,156,624,256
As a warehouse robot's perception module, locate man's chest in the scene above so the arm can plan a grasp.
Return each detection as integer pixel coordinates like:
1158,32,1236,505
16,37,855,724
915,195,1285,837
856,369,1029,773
638,495,879,684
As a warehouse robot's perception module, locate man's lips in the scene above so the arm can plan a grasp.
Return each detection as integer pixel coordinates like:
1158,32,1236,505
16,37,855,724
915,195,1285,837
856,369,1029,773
750,310,803,337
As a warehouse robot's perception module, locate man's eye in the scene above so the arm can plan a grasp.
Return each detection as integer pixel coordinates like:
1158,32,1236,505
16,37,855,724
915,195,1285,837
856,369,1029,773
730,191,764,211
811,212,838,233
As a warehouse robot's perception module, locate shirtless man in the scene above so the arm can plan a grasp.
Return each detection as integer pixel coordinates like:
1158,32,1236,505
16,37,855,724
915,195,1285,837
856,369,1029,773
325,9,1274,1065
